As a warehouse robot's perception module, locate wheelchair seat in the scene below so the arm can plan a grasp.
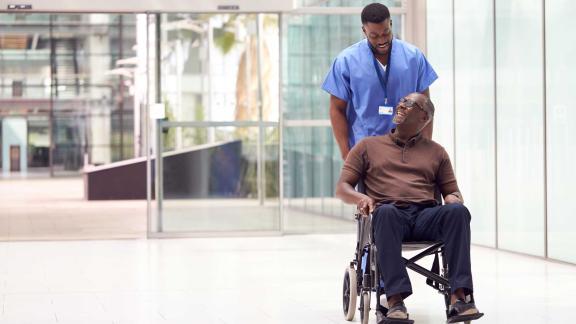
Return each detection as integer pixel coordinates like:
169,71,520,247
402,241,439,251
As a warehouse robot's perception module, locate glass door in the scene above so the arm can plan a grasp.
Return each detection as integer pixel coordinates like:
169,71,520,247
152,13,281,234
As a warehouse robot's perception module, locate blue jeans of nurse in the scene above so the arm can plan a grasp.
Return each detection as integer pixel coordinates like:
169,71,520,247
372,203,474,299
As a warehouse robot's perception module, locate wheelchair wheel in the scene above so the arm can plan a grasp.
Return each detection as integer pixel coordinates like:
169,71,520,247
360,291,370,324
342,266,357,320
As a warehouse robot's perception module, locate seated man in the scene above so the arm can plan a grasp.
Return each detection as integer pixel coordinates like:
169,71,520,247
336,93,481,323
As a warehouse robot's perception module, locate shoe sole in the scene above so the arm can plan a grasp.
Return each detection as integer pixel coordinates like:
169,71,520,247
459,308,479,316
387,312,408,320
446,312,484,323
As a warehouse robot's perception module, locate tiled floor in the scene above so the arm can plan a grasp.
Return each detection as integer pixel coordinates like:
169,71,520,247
0,178,146,240
0,178,354,240
0,234,574,324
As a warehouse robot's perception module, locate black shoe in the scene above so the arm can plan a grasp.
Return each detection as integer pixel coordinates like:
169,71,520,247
377,302,414,323
387,301,409,319
447,299,484,323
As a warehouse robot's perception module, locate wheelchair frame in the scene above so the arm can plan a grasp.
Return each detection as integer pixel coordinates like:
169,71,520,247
342,210,454,324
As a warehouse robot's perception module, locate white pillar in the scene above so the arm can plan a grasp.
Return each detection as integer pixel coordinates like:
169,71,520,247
87,14,112,165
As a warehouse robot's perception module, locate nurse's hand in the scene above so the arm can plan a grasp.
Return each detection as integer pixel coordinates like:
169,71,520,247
356,196,375,216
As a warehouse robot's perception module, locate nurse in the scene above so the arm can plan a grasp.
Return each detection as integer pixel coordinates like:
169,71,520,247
322,2,438,159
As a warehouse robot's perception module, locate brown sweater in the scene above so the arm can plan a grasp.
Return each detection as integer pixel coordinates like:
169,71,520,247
341,132,460,206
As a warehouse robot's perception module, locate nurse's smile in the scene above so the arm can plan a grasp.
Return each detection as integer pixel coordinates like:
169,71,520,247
378,43,389,49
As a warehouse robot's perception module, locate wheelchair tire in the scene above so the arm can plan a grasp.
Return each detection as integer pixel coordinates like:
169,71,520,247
360,291,370,324
342,266,357,320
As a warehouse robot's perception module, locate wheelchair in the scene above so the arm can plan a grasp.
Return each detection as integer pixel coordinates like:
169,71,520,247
342,190,484,324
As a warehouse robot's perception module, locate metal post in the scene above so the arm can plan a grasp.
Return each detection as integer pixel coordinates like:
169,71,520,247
49,14,55,178
155,13,163,233
541,0,548,258
145,13,153,236
256,14,265,205
118,14,125,160
278,13,285,233
492,0,499,249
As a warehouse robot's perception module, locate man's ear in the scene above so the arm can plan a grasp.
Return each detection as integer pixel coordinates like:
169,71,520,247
362,25,366,36
421,112,430,123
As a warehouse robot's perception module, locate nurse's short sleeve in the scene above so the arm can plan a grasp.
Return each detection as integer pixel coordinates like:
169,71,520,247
416,50,438,92
322,56,351,102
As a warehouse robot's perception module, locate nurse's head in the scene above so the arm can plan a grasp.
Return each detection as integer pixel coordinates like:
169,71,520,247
361,3,393,56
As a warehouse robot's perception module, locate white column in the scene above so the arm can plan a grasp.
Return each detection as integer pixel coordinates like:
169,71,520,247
87,14,112,165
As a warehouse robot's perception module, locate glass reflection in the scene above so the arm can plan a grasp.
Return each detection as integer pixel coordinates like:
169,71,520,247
0,13,139,177
160,126,279,232
160,13,279,123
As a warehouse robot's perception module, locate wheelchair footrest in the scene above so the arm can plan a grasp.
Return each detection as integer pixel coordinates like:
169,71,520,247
378,317,414,324
446,312,484,323
378,318,415,324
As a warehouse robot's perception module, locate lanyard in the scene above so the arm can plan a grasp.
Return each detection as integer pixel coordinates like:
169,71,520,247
372,39,393,105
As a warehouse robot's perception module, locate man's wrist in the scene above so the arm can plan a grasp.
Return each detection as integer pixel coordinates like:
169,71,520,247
447,191,463,203
450,192,461,199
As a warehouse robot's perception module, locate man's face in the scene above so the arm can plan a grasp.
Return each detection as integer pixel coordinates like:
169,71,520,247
362,19,393,56
393,93,427,126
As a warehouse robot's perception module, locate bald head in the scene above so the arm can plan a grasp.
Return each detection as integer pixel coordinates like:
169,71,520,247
393,92,435,137
409,92,434,120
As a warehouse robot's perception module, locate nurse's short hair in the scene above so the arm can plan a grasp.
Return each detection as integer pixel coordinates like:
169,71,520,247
361,3,391,24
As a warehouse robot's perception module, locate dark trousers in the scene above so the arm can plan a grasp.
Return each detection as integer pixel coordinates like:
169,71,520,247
372,203,473,299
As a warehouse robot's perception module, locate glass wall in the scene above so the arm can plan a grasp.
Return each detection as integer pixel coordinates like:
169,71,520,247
158,125,279,233
427,0,454,158
495,0,545,256
0,14,138,177
0,13,146,241
281,14,359,233
454,0,496,247
428,0,496,248
545,0,576,263
281,10,403,233
427,0,576,262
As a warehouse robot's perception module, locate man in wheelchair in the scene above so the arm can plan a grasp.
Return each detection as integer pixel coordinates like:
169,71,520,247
336,93,482,323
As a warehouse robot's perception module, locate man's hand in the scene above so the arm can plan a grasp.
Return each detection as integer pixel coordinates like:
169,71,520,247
444,191,463,204
356,195,376,216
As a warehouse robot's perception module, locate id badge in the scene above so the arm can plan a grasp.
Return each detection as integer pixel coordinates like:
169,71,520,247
378,105,394,115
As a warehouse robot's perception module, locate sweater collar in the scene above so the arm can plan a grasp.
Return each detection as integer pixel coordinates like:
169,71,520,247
389,128,422,147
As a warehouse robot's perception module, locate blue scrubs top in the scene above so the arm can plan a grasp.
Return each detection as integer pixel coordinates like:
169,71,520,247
322,38,438,147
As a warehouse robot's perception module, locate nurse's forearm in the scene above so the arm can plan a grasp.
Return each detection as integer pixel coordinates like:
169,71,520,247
329,96,350,159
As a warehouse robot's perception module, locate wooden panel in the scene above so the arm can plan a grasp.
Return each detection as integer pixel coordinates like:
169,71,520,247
9,145,20,172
